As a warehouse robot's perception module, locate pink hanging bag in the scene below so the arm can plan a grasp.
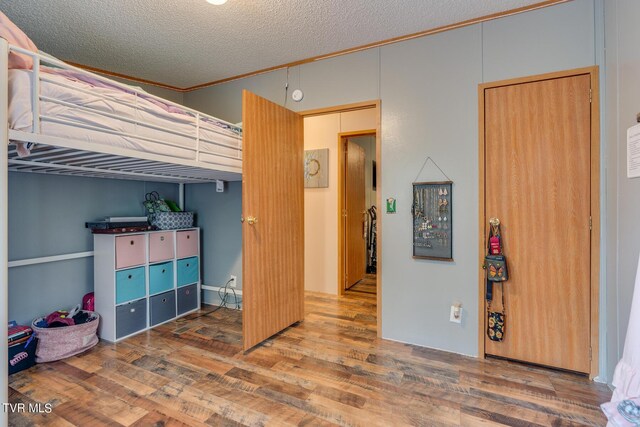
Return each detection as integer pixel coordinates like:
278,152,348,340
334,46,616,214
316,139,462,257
82,292,95,311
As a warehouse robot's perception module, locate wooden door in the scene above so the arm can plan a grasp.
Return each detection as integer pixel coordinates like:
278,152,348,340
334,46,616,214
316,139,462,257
242,90,304,351
345,140,366,289
483,74,592,373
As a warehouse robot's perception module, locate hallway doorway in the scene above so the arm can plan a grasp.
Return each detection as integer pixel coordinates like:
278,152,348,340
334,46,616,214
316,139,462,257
339,131,377,294
301,101,381,336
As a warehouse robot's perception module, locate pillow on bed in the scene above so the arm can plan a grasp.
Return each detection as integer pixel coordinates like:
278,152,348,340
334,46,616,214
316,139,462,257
0,11,38,69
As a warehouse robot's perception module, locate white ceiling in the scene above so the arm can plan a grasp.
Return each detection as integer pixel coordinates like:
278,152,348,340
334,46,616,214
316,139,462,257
2,0,545,89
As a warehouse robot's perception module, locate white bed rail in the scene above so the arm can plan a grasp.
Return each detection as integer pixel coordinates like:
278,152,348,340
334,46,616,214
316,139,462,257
5,42,242,182
0,37,9,427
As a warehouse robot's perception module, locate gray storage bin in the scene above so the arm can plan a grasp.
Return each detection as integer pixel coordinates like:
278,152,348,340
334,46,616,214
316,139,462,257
150,290,176,326
177,284,198,315
116,299,147,339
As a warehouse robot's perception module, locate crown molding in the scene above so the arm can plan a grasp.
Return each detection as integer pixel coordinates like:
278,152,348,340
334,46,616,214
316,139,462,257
65,0,571,93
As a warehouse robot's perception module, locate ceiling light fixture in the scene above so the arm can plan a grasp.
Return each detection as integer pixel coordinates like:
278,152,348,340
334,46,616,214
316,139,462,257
206,0,227,4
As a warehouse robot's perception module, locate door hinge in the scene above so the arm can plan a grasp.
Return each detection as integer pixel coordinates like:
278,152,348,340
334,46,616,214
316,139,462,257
343,209,348,218
589,216,592,231
589,88,592,103
589,347,592,361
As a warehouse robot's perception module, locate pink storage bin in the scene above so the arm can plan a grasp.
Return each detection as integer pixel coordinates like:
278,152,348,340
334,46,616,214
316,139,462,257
115,234,146,269
176,230,198,258
31,312,99,363
149,231,174,262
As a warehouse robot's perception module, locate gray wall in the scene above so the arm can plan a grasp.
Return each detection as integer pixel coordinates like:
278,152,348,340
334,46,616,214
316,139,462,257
183,0,602,361
604,0,640,383
185,181,242,306
8,172,178,325
378,25,481,354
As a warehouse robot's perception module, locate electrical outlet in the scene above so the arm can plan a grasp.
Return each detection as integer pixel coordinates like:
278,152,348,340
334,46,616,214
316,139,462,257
229,275,237,288
450,304,462,324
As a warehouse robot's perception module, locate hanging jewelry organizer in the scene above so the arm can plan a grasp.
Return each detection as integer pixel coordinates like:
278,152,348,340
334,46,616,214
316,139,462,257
412,157,453,261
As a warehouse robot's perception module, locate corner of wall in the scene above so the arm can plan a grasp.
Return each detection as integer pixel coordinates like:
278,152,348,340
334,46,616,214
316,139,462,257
603,0,620,385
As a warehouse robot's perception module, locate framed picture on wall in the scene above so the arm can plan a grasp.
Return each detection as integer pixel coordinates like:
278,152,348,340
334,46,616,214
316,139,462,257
304,149,329,188
412,181,453,261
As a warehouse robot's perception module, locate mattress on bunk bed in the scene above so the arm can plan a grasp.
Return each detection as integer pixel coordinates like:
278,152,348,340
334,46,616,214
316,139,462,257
7,68,242,168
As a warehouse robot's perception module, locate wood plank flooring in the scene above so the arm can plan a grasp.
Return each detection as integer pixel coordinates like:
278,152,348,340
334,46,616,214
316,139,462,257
345,274,377,296
9,290,610,426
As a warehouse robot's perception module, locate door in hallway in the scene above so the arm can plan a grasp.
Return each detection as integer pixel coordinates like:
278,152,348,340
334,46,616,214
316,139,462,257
481,73,593,373
344,140,366,289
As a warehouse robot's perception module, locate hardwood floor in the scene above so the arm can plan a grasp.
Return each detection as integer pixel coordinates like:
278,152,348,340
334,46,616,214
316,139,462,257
9,290,610,426
345,274,376,296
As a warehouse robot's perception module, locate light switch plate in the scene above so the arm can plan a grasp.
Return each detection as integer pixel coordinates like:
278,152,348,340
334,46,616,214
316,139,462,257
386,198,396,213
450,305,462,323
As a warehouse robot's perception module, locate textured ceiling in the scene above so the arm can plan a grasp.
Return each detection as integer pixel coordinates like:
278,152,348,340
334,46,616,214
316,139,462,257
2,0,546,88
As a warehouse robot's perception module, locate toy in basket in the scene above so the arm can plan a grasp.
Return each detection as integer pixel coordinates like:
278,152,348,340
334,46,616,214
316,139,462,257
144,191,194,230
32,308,99,363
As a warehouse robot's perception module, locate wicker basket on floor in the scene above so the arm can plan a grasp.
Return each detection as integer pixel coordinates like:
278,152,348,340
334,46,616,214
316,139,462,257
31,311,99,363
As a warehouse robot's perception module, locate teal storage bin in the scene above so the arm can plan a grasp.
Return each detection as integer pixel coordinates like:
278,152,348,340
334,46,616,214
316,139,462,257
149,261,174,295
116,267,146,304
177,257,199,287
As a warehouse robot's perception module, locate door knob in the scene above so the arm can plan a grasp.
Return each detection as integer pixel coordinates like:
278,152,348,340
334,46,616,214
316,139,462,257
246,216,258,225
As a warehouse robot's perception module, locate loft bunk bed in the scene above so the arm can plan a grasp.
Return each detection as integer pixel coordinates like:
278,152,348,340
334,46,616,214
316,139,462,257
2,40,243,184
0,37,244,416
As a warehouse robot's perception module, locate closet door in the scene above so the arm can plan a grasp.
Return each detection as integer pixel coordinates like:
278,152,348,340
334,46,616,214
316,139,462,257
482,73,592,373
345,140,366,289
242,90,304,351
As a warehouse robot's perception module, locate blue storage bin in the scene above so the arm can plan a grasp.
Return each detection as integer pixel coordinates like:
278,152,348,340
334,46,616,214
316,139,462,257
149,261,174,295
177,257,199,287
116,266,146,304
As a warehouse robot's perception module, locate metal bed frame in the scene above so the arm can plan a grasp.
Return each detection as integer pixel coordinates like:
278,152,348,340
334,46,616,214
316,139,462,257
4,41,242,183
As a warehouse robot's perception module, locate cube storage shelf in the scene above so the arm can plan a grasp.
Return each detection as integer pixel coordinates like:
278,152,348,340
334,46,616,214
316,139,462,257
94,228,201,342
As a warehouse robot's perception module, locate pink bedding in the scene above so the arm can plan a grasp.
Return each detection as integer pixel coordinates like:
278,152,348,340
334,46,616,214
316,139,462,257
0,10,38,70
40,67,243,138
42,67,189,116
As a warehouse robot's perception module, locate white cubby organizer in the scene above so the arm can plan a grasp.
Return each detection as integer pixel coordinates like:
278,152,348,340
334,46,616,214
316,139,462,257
93,228,201,342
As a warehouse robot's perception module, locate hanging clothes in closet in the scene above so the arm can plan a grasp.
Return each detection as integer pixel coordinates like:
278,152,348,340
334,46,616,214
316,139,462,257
366,205,377,274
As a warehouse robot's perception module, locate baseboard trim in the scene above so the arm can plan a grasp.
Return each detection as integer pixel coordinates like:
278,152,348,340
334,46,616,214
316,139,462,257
202,284,243,296
381,336,476,359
